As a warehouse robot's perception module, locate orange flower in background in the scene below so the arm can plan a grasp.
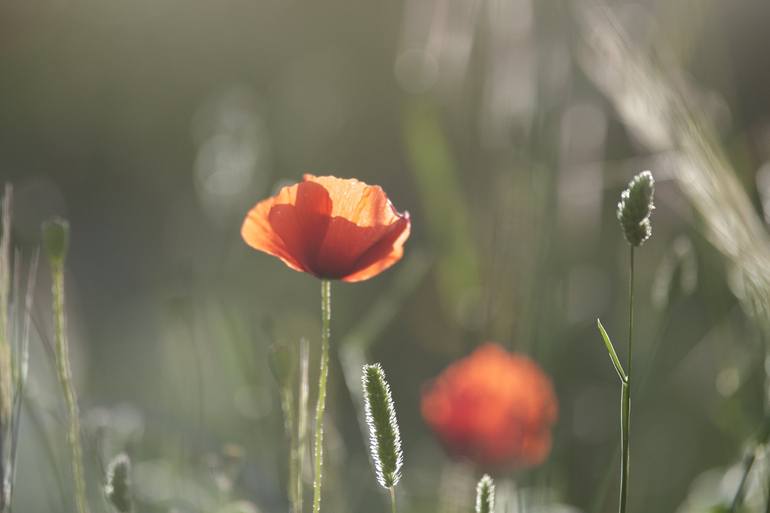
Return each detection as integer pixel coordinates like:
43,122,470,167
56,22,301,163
241,175,411,282
421,343,558,469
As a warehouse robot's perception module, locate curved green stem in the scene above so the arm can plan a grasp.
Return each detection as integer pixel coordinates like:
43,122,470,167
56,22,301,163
51,264,89,513
312,280,331,513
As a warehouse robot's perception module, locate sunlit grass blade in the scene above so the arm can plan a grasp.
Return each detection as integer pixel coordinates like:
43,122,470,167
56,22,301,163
403,102,481,323
597,319,626,382
0,184,12,511
8,249,38,510
269,337,310,513
269,340,299,513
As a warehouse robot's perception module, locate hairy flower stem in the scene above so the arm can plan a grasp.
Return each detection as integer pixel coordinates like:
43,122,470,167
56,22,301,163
51,263,89,513
312,280,331,513
619,247,634,513
389,487,396,513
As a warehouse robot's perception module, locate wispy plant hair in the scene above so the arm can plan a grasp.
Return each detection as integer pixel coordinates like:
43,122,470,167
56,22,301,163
361,363,403,489
475,474,495,513
617,171,655,247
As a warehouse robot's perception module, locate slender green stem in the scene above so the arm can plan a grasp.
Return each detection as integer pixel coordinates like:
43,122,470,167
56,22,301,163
619,381,630,513
312,280,331,513
765,447,770,513
51,264,89,513
627,248,634,378
389,486,397,513
288,412,298,513
296,338,309,513
730,418,770,513
730,449,756,513
619,247,634,513
765,477,770,513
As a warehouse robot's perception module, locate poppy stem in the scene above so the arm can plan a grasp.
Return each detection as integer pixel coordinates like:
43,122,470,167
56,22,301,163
50,260,89,513
312,280,332,513
619,247,634,513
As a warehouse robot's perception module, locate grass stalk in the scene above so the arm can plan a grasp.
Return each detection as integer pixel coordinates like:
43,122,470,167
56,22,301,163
728,418,770,513
0,185,12,512
296,337,309,513
288,338,310,513
46,220,89,513
619,247,634,513
312,280,331,513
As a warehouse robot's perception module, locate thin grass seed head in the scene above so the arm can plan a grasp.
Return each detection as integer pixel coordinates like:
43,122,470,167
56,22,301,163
362,363,403,489
105,453,132,513
617,171,655,247
475,474,495,513
42,217,70,268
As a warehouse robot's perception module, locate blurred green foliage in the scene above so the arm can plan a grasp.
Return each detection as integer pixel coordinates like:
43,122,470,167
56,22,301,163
2,0,770,513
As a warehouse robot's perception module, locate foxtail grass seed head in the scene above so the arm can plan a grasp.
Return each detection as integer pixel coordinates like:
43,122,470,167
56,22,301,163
42,217,70,267
105,453,132,513
362,363,403,489
617,171,655,246
475,474,495,513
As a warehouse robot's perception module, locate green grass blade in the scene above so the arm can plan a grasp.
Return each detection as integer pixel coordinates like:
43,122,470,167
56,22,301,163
597,319,626,382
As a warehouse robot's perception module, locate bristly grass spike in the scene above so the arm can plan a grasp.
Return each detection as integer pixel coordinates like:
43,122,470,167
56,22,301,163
362,363,403,490
105,453,132,513
475,474,495,513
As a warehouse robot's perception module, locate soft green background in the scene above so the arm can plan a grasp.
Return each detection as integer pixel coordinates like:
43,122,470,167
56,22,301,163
2,0,770,512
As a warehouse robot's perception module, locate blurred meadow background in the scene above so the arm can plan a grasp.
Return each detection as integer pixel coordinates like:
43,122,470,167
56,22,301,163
3,0,770,512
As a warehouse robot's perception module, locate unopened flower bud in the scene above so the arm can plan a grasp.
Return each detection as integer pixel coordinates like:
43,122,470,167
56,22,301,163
42,217,70,267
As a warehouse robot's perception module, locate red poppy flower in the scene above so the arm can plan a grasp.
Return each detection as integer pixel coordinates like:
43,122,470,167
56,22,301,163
421,343,558,469
241,175,411,282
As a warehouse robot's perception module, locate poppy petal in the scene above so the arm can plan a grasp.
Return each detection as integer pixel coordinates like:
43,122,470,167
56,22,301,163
242,180,333,274
342,214,410,282
303,175,410,280
304,175,396,224
241,183,308,273
242,174,410,281
266,180,332,276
